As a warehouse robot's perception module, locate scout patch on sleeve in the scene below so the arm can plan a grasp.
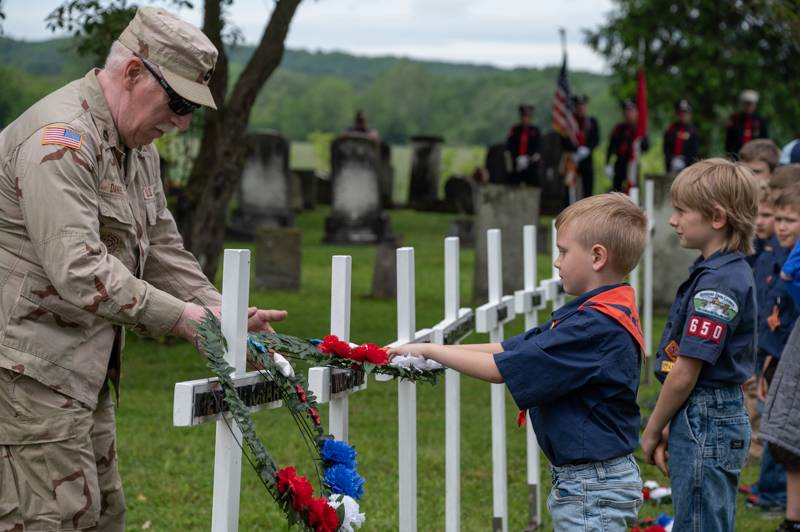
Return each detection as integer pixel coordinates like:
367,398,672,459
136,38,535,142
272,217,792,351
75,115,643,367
692,290,738,321
686,316,725,344
42,126,82,150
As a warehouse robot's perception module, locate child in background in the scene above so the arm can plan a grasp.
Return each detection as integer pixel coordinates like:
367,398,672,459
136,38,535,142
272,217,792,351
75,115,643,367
641,158,759,531
760,183,800,532
740,138,781,183
389,193,648,531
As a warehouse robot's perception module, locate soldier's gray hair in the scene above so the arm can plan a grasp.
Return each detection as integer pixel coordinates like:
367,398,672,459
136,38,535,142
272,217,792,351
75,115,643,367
104,41,160,87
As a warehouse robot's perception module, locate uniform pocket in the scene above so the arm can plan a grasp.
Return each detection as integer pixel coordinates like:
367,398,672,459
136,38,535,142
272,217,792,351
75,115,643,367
1,273,93,366
98,193,133,227
715,414,751,473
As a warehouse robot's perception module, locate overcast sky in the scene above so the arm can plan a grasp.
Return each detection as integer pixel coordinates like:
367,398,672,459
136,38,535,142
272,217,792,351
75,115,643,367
2,0,614,72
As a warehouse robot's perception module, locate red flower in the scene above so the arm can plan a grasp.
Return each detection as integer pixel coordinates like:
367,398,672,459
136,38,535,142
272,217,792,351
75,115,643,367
320,335,352,358
642,487,651,501
516,409,527,428
361,343,389,365
307,497,340,532
309,407,321,426
294,384,308,403
276,466,313,511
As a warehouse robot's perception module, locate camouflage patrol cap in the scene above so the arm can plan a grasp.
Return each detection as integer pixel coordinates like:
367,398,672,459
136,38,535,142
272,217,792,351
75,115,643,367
119,6,218,109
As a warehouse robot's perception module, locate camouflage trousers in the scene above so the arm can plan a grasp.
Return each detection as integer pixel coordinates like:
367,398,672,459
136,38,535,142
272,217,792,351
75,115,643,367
0,369,125,531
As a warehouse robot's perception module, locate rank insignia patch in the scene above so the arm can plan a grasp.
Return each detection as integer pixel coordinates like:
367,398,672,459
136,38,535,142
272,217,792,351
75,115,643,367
693,290,738,321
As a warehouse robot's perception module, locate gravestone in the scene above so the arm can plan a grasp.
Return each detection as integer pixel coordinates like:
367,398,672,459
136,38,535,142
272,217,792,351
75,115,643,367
472,184,541,302
228,132,293,240
379,142,394,208
254,226,302,291
408,135,444,208
323,134,393,244
293,169,318,210
539,131,568,216
371,235,402,298
447,219,474,248
649,173,697,309
444,175,475,214
485,143,510,184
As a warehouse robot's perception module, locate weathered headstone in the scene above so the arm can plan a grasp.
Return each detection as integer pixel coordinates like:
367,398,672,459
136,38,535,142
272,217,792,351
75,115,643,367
539,131,568,216
444,175,475,214
448,219,475,249
485,143,510,184
228,132,293,240
379,142,394,208
472,184,541,302
323,134,393,244
408,135,444,208
371,235,402,298
254,226,302,291
649,173,697,309
293,169,318,210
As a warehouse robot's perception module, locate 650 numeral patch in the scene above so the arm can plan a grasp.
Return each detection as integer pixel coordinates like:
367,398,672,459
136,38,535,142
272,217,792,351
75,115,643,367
686,316,724,343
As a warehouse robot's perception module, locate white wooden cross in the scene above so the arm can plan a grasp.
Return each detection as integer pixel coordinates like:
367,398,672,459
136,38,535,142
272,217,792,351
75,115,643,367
173,250,283,532
430,237,474,532
375,247,433,532
513,225,547,530
308,255,367,442
643,179,655,380
474,229,517,532
628,187,641,308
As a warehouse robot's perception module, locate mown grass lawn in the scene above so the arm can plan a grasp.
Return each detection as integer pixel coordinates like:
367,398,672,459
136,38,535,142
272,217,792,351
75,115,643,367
117,207,780,531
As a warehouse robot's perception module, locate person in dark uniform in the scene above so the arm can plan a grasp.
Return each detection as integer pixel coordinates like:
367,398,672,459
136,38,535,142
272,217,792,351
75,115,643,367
605,99,649,192
567,94,600,197
663,99,700,174
506,104,541,186
726,90,769,156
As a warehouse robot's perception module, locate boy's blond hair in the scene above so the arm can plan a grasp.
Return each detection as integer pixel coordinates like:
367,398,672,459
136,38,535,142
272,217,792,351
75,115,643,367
555,192,647,275
770,164,800,192
773,182,800,211
739,139,780,171
671,158,758,255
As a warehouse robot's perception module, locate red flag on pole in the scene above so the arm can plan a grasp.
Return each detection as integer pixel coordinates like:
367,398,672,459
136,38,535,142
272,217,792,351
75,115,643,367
636,66,648,140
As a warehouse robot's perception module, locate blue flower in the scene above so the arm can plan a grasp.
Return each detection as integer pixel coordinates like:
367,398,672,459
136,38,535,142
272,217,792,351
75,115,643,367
324,464,364,500
248,338,267,353
321,439,357,469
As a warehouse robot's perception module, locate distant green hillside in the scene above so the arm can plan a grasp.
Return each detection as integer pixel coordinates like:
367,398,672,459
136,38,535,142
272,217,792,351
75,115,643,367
0,37,616,145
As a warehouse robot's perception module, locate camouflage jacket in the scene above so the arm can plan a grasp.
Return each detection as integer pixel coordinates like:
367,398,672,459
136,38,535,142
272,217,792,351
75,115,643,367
0,69,221,408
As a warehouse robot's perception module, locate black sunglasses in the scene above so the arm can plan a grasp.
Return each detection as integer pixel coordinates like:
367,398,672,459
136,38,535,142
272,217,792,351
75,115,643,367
137,56,200,116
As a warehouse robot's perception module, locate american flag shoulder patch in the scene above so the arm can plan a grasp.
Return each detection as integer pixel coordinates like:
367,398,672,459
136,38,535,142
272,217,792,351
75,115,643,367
42,126,83,150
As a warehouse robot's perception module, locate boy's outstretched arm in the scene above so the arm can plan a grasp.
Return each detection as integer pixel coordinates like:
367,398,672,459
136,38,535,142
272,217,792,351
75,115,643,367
641,355,704,463
388,343,504,383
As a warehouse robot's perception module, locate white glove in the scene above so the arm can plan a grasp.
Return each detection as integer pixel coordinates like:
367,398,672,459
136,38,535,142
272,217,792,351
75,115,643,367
575,146,590,162
604,164,614,178
670,156,686,173
516,155,530,171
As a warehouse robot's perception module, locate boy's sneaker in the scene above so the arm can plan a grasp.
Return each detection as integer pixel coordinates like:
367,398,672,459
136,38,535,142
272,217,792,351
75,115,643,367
746,495,786,514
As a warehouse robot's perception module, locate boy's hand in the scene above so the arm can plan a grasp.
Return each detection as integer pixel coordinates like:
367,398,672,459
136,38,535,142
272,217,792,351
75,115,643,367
653,426,670,477
387,343,429,360
641,426,662,465
757,375,769,402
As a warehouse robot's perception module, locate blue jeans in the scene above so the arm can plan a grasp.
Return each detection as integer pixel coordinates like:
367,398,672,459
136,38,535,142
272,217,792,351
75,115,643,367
548,454,643,531
668,385,751,532
757,443,787,508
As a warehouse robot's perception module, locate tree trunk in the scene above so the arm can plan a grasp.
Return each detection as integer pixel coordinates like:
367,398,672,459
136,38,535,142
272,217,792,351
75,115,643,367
183,0,302,281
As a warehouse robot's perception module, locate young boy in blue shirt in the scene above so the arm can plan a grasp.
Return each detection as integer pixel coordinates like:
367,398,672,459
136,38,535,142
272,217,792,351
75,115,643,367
641,158,759,531
390,193,648,531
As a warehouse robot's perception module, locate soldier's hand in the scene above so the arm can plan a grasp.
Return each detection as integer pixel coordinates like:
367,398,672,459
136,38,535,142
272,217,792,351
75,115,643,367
172,302,220,348
247,307,288,333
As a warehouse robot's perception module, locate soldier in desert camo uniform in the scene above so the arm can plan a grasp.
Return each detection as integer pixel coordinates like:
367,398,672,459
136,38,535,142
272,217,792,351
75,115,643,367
0,7,286,530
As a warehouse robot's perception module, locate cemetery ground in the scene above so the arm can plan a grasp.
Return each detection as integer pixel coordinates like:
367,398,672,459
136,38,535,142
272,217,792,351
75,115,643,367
117,207,778,531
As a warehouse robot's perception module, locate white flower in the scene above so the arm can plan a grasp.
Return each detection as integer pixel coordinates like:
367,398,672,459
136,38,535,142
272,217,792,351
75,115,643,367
272,352,295,377
389,354,443,371
328,494,365,531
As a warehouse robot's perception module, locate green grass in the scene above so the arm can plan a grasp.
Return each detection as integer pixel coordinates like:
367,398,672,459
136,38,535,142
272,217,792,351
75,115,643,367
117,207,780,531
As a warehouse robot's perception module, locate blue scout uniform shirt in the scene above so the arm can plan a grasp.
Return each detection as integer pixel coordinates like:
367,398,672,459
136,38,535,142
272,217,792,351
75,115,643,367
759,244,800,359
784,240,800,306
655,251,757,386
494,284,642,467
752,235,781,328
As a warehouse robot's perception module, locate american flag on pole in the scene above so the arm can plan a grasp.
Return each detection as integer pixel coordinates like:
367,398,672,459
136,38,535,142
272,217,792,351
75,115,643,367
551,54,578,145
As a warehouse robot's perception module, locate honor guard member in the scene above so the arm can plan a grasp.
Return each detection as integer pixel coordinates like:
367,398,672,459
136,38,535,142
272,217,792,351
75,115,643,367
726,89,769,156
663,99,699,174
605,99,649,192
566,94,600,197
0,7,286,531
506,104,541,186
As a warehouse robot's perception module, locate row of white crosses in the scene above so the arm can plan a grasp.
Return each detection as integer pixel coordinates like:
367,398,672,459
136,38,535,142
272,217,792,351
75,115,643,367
171,180,656,532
